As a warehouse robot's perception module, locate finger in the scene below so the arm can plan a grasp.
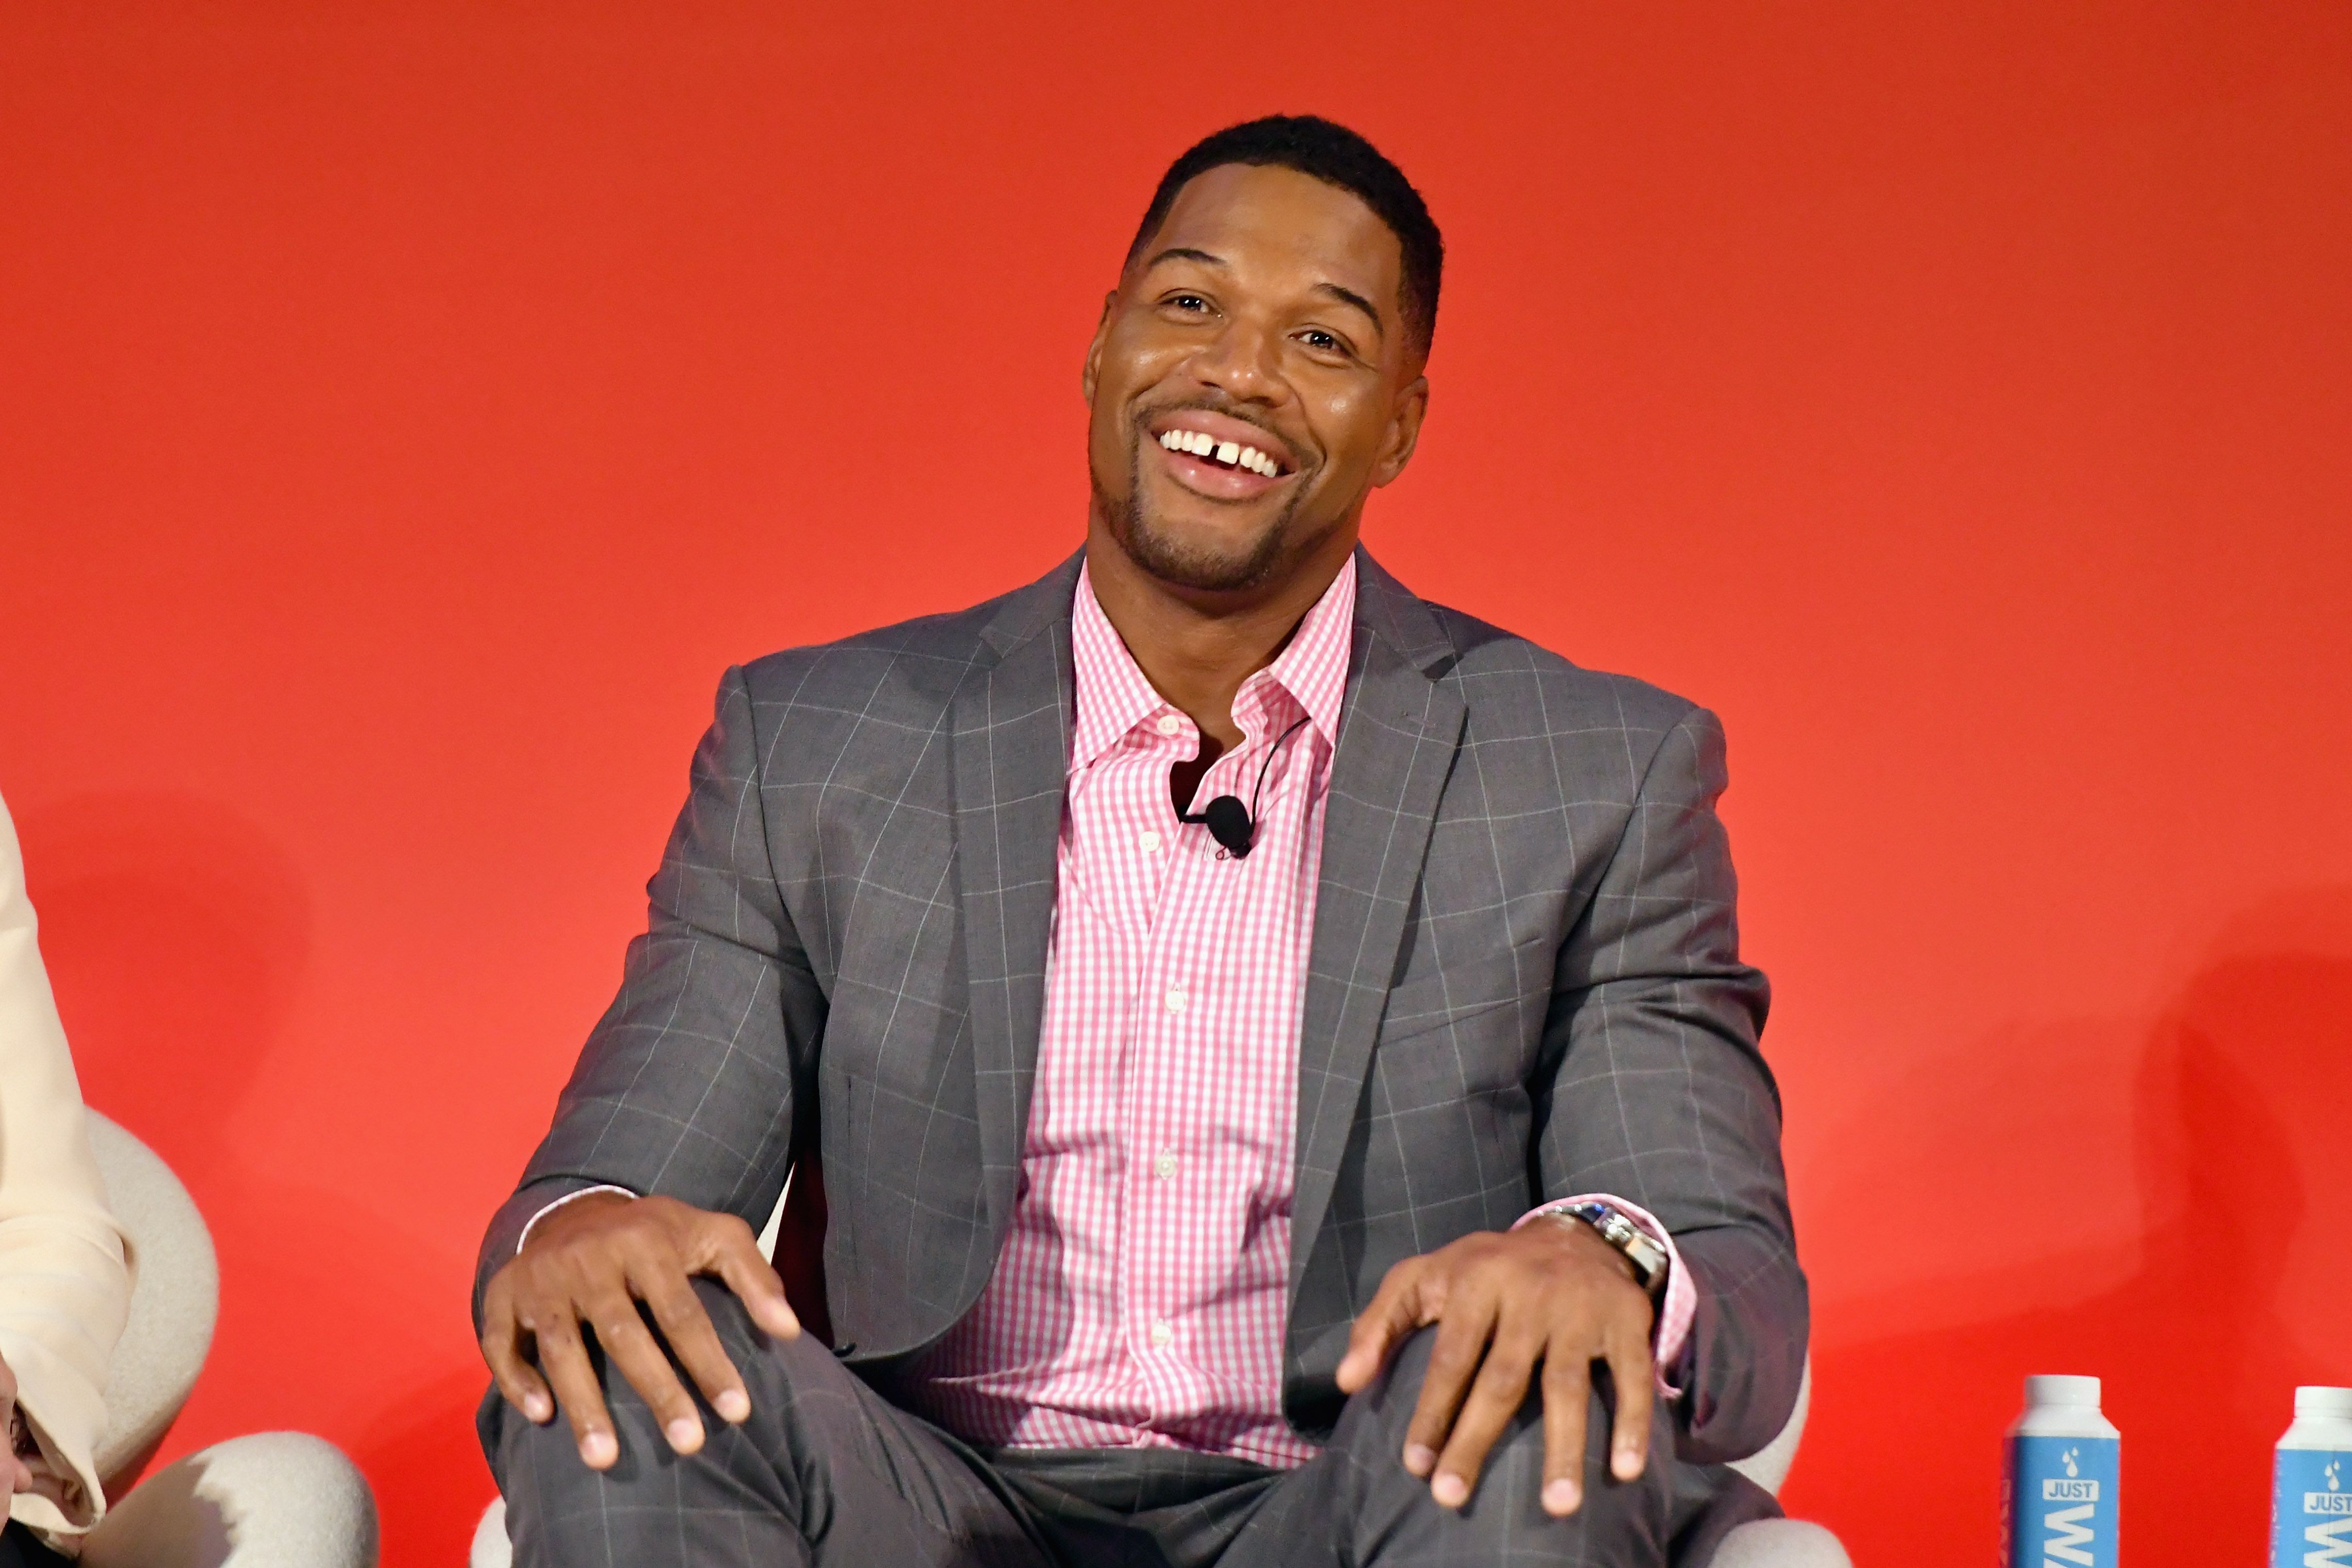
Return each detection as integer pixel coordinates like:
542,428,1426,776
1429,1329,1542,1509
1603,1320,1657,1481
582,1288,707,1455
638,1266,753,1425
1540,1340,1595,1516
531,1312,620,1469
480,1294,555,1424
698,1218,801,1341
1401,1294,1496,1481
1337,1262,1426,1392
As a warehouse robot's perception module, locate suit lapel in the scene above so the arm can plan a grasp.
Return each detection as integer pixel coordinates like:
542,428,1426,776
1291,551,1467,1296
950,553,1080,1238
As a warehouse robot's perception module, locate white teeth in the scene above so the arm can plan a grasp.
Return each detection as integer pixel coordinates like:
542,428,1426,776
1159,428,1282,476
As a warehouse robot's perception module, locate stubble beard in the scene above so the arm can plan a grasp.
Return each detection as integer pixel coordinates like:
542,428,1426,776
1092,433,1310,595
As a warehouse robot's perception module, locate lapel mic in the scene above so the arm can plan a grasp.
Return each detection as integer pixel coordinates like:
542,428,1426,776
1175,716,1311,860
1179,795,1257,857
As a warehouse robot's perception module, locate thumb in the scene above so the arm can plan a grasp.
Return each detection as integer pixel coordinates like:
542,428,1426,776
694,1225,800,1340
1336,1269,1429,1392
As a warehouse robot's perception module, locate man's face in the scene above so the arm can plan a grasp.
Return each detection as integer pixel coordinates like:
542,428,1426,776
1083,163,1428,596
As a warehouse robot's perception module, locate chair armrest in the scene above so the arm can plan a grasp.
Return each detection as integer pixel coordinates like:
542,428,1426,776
81,1432,377,1568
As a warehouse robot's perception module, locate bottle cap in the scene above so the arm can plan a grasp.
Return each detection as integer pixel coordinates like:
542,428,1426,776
2296,1387,2352,1419
2025,1374,2102,1409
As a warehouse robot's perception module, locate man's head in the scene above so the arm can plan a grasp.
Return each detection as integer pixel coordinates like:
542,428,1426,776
1083,116,1442,600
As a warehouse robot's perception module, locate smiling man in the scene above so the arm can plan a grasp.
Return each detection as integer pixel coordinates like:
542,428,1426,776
474,116,1806,1568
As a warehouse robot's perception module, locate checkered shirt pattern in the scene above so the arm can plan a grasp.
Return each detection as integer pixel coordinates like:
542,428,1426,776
901,559,1353,1465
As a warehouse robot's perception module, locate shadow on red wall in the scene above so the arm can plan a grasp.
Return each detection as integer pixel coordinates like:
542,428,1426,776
1791,889,2352,1561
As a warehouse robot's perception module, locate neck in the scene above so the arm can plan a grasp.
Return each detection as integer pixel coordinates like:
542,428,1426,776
1083,513,1356,753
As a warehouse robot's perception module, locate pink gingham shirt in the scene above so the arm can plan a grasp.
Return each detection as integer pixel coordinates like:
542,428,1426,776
897,558,1697,1466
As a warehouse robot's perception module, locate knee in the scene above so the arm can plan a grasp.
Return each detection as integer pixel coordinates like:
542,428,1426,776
487,1277,820,1486
1340,1326,1674,1498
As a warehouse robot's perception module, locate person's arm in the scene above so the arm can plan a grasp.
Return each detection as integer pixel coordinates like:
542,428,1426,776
1337,704,1804,1514
475,665,827,1470
0,792,134,1540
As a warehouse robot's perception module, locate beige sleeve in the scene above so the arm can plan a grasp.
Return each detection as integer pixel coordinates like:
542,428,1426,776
0,792,134,1539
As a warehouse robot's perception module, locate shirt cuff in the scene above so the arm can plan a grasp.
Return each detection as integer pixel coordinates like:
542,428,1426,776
517,1184,637,1254
1514,1194,1696,1400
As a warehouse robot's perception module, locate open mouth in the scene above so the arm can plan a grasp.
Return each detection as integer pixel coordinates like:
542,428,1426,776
1154,426,1287,478
1144,411,1299,501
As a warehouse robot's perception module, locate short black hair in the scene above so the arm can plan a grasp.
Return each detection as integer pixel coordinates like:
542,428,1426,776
1126,115,1444,357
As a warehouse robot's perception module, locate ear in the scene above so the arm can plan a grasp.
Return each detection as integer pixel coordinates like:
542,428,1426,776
1080,290,1118,405
1369,374,1430,489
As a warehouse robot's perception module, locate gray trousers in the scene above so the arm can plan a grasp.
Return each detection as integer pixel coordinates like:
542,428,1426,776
483,1281,1777,1567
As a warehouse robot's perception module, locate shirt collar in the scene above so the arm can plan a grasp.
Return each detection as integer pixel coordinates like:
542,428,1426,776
1069,554,1358,771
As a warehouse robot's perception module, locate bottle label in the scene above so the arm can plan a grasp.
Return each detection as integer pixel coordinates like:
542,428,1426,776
2004,1435,2119,1568
2273,1450,2352,1567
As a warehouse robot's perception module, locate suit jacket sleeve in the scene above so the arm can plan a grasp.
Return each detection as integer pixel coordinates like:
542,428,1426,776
1536,704,1806,1464
473,667,828,1328
0,793,134,1540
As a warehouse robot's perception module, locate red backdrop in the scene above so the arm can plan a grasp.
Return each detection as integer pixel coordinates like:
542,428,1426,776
4,4,2348,1562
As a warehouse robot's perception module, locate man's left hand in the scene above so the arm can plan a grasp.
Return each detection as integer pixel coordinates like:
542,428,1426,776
1334,1218,1657,1518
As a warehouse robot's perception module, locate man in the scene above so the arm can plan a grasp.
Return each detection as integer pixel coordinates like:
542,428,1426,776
475,115,1804,1567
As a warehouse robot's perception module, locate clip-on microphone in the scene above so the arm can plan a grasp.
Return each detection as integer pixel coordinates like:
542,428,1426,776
1176,717,1310,859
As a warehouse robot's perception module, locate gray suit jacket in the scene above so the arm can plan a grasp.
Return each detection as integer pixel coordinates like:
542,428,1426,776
476,548,1805,1462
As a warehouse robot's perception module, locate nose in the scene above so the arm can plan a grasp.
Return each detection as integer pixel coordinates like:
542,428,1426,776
1189,316,1283,404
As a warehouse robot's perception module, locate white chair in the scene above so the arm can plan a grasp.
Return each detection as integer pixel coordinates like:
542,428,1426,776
1718,1357,1852,1566
74,1112,379,1568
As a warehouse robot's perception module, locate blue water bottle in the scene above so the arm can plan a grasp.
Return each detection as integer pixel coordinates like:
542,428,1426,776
2003,1374,2120,1567
2273,1386,2352,1567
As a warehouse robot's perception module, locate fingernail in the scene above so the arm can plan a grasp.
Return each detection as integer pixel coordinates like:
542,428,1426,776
666,1418,703,1452
523,1394,551,1422
580,1431,616,1467
1615,1445,1644,1479
1431,1472,1468,1508
1403,1442,1436,1476
1544,1479,1580,1514
716,1389,750,1423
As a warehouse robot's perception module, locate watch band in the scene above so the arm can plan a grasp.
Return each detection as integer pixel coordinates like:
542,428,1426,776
1546,1200,1670,1300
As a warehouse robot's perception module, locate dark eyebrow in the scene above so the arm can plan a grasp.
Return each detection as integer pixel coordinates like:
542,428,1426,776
1311,281,1386,342
1144,246,1226,270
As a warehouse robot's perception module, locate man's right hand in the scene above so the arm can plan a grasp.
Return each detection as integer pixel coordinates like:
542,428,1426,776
478,1192,800,1470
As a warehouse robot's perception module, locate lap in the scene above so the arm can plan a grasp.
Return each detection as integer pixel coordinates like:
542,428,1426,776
485,1300,1774,1568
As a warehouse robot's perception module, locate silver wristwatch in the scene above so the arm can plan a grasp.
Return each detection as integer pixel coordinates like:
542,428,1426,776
1546,1200,1670,1300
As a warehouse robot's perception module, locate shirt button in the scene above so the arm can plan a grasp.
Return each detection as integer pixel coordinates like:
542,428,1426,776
1163,987,1187,1015
1139,829,1162,853
1154,1149,1179,1179
1148,1319,1174,1349
1156,714,1181,736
